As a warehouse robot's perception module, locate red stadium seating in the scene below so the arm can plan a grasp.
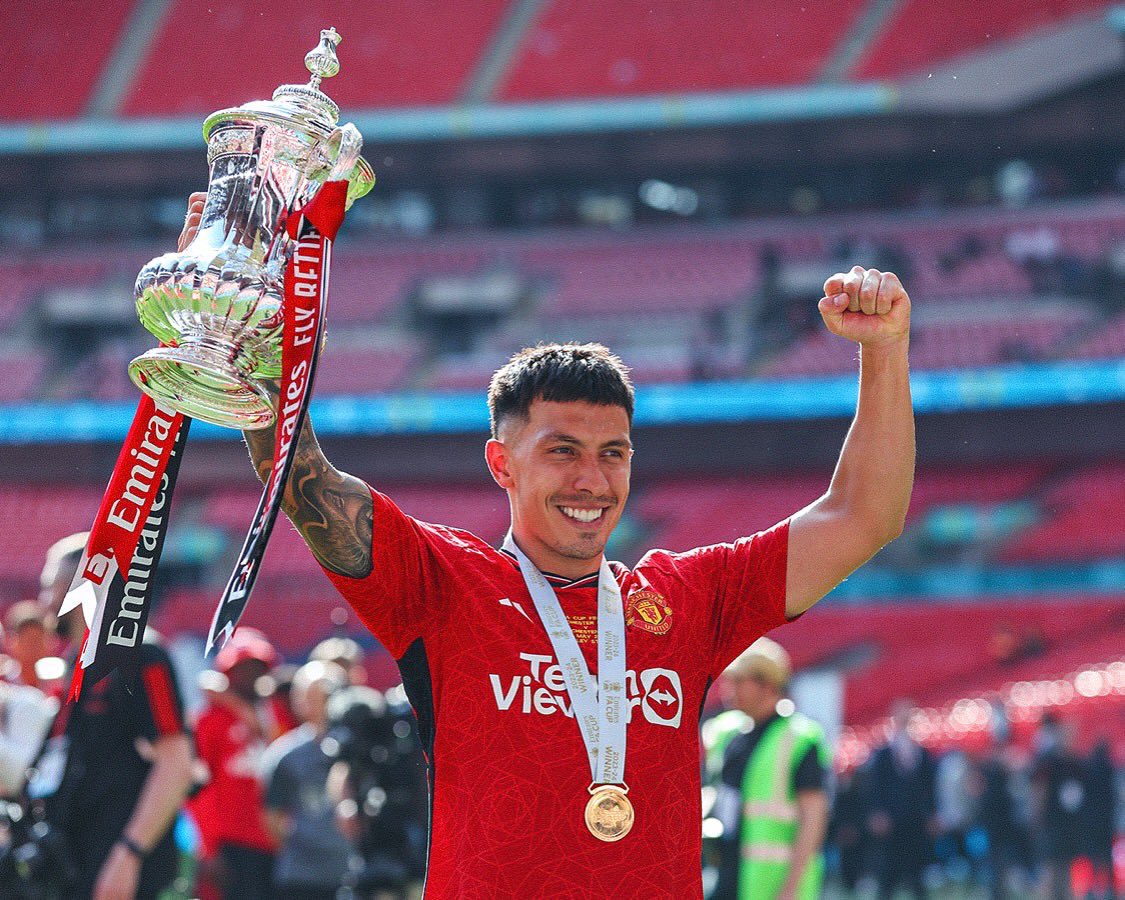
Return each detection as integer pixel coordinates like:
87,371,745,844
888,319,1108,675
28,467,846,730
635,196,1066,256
850,0,1110,81
0,0,136,122
776,597,1124,725
499,0,867,101
122,0,509,117
0,484,105,582
1000,462,1125,562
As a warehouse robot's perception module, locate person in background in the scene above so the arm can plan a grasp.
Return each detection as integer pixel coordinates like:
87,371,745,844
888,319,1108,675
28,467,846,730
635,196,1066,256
1033,719,1088,900
309,635,368,685
866,699,938,900
0,618,57,799
190,627,280,900
261,659,352,900
30,531,193,900
1082,739,1118,900
703,637,831,899
2,600,58,691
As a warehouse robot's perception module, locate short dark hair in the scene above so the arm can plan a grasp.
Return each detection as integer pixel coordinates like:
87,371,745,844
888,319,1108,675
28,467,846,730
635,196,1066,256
487,343,634,437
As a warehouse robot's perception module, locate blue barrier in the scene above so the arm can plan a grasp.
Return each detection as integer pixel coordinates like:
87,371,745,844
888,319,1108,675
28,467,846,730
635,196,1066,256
0,358,1121,445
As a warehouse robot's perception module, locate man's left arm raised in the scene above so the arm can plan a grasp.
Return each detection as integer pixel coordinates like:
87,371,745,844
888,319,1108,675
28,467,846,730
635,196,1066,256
785,265,914,619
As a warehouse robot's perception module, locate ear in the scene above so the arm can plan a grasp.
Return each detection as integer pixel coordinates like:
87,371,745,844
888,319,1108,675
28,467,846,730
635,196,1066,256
485,438,514,489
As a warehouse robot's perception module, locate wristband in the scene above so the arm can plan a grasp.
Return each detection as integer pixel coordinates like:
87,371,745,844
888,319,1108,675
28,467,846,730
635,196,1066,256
117,835,147,859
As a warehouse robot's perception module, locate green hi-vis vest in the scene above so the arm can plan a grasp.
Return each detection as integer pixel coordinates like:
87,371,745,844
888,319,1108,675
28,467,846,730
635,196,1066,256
703,710,831,900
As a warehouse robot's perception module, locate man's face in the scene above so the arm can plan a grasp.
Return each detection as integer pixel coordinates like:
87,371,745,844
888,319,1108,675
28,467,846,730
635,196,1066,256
6,623,52,667
487,399,632,578
731,674,779,722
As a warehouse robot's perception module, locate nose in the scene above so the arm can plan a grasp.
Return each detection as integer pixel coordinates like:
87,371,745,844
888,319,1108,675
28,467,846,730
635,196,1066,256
572,454,610,496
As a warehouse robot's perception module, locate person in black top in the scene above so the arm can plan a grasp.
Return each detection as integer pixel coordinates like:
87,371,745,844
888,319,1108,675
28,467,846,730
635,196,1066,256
27,532,194,900
704,637,830,900
866,699,938,900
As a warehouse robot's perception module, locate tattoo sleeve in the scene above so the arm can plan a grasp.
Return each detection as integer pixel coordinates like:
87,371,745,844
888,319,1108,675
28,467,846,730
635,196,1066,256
243,417,374,579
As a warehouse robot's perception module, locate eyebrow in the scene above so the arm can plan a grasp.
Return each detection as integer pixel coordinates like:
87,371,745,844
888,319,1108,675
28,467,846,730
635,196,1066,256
544,431,633,450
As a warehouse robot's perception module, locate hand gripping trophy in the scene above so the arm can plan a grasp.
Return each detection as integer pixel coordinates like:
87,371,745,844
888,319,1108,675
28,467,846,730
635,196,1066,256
62,29,373,696
129,27,373,429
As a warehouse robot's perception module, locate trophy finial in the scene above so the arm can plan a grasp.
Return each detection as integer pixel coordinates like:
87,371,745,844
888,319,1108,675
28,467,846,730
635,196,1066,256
305,27,341,90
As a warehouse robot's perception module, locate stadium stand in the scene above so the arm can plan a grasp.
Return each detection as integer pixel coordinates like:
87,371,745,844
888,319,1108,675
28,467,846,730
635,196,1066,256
1000,462,1125,563
850,0,1112,81
0,0,135,121
498,0,868,100
121,0,509,116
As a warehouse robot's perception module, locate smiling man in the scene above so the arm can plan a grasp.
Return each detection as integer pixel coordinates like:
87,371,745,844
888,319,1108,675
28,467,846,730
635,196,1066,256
228,228,914,894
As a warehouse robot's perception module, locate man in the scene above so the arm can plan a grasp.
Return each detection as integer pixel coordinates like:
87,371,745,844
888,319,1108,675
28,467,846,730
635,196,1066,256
866,699,938,899
260,659,352,900
33,532,193,900
2,600,57,691
0,617,57,798
190,627,279,900
703,637,830,899
184,197,914,896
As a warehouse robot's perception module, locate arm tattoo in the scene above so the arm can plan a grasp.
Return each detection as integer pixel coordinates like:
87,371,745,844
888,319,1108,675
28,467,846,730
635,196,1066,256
244,420,373,579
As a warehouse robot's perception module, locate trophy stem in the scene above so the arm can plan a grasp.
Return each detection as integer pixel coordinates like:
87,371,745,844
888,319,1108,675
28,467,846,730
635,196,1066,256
128,331,276,430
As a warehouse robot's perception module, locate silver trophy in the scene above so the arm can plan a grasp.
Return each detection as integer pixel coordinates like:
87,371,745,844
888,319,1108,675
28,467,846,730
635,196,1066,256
129,28,374,429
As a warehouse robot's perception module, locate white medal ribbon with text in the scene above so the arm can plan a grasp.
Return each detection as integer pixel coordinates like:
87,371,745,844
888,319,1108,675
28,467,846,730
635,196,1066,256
503,534,627,787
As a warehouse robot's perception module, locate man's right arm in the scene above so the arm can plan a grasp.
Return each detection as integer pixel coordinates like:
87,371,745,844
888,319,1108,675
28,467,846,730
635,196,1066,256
243,418,373,579
178,193,374,580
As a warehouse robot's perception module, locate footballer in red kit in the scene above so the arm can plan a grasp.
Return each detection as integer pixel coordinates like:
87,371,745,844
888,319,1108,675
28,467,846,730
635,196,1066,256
206,211,917,898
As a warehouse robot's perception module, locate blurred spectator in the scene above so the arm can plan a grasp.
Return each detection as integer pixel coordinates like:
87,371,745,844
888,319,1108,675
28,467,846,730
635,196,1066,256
977,736,1035,899
1082,740,1118,900
2,601,57,691
827,767,868,896
191,628,280,900
0,620,56,798
20,531,192,899
866,699,938,900
934,748,977,881
1033,719,1088,900
989,622,1022,666
261,659,352,900
309,636,368,686
702,637,831,900
326,685,428,899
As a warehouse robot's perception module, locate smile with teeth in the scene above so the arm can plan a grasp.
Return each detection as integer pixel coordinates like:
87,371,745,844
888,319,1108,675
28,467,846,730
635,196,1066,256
559,506,605,524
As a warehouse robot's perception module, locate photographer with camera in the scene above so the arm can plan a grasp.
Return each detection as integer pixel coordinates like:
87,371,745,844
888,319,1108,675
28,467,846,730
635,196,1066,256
6,532,194,900
324,685,428,900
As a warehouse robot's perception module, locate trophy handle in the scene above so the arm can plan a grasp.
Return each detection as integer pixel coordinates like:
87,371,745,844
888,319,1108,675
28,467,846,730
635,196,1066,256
325,123,362,184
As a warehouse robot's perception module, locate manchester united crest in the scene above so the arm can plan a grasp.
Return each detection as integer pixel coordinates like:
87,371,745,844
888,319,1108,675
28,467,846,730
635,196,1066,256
625,589,672,635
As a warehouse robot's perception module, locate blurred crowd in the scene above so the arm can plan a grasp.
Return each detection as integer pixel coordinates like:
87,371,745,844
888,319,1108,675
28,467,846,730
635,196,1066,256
818,705,1120,900
0,535,1119,899
0,533,428,900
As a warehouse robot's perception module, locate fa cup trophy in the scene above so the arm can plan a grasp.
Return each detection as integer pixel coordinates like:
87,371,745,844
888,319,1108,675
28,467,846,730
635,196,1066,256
129,27,374,429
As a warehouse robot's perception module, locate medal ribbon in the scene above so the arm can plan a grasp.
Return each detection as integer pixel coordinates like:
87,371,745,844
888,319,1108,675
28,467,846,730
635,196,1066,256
205,179,348,656
60,396,189,698
503,534,627,786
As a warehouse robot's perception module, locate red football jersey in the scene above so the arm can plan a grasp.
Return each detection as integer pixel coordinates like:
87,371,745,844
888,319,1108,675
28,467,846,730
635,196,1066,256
324,488,789,898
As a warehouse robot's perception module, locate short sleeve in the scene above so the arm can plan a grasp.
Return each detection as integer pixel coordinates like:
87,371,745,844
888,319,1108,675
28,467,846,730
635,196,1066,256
129,644,186,741
701,519,790,677
320,487,450,659
793,744,827,793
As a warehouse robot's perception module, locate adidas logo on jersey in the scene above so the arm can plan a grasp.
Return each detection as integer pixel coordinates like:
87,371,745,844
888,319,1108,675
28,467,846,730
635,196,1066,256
488,652,683,728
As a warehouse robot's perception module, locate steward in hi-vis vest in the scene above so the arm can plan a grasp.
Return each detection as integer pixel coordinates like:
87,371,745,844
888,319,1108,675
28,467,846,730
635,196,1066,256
703,638,831,900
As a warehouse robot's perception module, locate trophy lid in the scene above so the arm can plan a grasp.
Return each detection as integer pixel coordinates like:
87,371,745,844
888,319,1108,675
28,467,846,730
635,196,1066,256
201,27,374,207
271,27,343,125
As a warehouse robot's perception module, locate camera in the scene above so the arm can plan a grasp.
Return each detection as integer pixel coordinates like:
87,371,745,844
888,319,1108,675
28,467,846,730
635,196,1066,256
0,803,77,900
323,686,428,897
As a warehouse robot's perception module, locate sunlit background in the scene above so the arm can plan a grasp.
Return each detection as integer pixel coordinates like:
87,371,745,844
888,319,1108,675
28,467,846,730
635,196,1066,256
0,1,1122,895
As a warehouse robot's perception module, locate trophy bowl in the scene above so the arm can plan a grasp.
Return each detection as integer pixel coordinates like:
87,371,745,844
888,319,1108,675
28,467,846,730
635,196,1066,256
128,28,374,429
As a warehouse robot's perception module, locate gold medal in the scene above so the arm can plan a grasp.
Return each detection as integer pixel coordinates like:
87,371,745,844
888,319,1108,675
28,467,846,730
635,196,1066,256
584,784,634,842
